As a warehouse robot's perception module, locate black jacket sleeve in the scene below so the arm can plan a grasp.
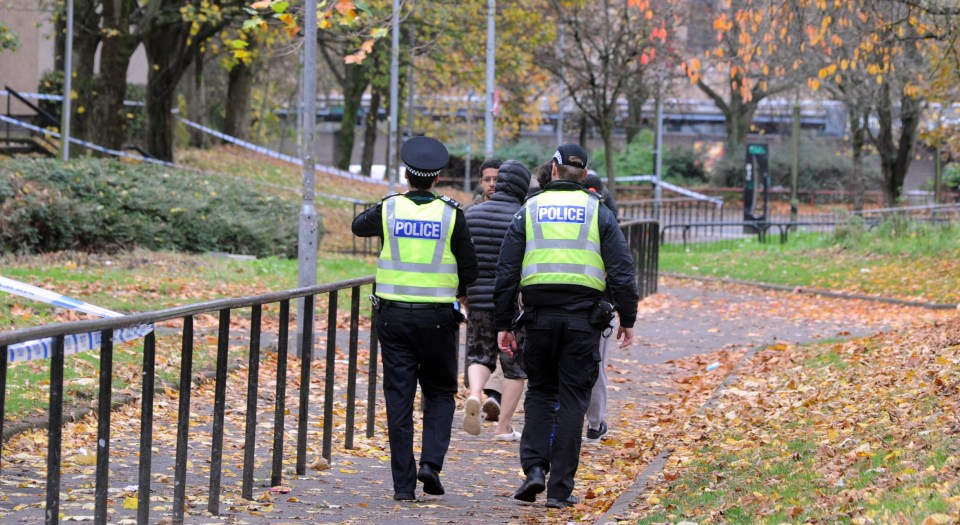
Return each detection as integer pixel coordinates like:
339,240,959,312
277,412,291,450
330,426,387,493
493,208,526,330
351,202,383,238
597,205,639,327
451,209,478,296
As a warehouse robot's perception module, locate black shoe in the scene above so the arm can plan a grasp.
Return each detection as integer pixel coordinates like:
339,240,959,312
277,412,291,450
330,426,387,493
584,421,608,443
513,465,546,502
545,495,580,508
393,492,416,501
417,464,445,495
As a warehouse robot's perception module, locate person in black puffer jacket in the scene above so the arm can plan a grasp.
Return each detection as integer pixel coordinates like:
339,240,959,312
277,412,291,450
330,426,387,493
461,159,531,441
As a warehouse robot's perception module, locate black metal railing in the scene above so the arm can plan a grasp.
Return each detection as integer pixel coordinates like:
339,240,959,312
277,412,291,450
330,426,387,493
620,219,660,299
0,276,377,525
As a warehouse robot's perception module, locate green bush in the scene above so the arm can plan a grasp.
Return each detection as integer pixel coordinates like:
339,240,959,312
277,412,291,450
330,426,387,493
493,139,552,170
708,134,881,191
593,130,655,179
663,146,708,184
0,158,308,257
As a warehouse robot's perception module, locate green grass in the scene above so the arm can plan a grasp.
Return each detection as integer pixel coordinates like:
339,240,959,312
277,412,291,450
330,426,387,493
659,223,960,303
1,250,377,421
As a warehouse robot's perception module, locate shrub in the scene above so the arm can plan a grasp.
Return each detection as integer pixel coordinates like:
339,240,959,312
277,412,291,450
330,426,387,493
0,158,308,257
663,146,708,184
592,130,655,179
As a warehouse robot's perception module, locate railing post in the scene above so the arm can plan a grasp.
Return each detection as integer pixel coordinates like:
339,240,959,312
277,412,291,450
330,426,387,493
137,331,157,525
345,287,361,449
242,304,262,500
366,287,380,439
323,291,338,461
173,316,194,524
271,300,290,486
94,330,113,525
296,296,315,475
0,343,7,474
45,335,64,525
207,309,230,515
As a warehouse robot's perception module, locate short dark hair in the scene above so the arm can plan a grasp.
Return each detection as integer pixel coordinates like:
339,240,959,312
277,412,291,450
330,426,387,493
479,159,502,173
554,163,584,182
408,174,436,190
536,162,553,188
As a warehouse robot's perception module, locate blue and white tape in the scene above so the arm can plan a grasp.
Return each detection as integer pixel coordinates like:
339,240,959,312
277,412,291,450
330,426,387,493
177,117,390,187
0,114,178,168
1,276,153,363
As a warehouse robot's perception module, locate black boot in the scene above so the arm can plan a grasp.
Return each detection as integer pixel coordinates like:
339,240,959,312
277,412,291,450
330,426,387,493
513,465,546,502
417,464,445,495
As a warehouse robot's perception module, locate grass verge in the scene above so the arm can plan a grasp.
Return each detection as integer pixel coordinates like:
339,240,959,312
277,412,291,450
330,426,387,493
633,317,960,524
659,223,960,304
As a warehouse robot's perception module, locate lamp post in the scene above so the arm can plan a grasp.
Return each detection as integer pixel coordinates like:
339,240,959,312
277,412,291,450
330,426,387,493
465,90,473,192
484,0,495,158
295,0,319,357
60,0,74,160
388,0,400,193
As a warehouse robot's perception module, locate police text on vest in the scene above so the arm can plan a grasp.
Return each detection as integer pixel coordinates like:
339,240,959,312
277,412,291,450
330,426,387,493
394,219,442,239
537,205,586,223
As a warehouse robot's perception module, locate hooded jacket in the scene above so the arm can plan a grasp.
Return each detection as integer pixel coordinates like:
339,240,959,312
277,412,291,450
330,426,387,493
464,160,531,311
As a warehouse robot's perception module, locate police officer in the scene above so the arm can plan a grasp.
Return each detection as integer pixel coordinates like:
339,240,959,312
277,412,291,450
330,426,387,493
494,144,639,508
352,136,478,501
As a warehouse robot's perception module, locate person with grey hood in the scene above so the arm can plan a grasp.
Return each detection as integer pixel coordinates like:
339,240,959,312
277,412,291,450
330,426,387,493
462,160,532,442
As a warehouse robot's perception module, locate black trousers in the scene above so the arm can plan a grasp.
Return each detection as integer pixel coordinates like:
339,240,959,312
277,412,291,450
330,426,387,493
519,308,601,501
376,304,460,495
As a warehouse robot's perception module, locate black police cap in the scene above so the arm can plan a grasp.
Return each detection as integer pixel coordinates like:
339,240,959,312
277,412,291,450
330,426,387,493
552,143,589,169
401,136,449,177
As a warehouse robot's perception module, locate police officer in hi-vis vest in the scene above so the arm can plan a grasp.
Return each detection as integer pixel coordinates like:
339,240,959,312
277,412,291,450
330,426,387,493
494,144,639,508
352,136,478,501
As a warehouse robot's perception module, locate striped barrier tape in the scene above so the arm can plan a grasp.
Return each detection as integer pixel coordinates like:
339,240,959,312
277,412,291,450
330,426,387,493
1,90,143,106
1,276,153,363
176,117,390,187
0,114,179,168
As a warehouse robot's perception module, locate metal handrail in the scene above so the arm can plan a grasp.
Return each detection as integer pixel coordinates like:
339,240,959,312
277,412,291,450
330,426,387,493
1,275,377,525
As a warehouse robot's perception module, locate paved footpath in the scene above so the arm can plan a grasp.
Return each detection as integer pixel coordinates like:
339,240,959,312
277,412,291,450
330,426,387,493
1,278,947,524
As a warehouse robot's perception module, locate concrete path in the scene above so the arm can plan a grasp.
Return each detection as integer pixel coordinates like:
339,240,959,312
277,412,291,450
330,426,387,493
0,278,946,524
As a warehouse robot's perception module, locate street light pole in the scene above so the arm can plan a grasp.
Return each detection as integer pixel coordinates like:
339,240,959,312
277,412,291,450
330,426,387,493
388,0,401,193
465,91,473,192
295,0,319,357
60,0,74,160
653,69,663,221
484,0,495,158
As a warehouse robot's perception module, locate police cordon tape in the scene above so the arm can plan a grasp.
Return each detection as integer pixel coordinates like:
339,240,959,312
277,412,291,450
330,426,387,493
1,113,369,204
176,117,390,187
0,114,178,168
0,276,153,363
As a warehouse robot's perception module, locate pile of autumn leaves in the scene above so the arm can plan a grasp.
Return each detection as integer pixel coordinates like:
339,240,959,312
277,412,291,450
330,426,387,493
633,315,960,524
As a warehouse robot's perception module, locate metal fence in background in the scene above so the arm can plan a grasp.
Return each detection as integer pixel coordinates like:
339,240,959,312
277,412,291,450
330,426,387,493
0,276,377,525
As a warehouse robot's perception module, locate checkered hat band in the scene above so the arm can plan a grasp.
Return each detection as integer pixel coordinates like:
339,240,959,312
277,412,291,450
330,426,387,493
406,166,442,177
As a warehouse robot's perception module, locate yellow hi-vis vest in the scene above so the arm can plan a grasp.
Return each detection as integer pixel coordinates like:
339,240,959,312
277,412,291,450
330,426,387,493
521,190,606,291
376,195,459,303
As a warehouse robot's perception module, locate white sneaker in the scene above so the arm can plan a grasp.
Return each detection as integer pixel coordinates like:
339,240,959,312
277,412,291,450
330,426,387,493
462,396,482,435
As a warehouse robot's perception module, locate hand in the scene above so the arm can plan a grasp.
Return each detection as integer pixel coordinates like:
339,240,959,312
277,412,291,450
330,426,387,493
617,326,634,348
498,330,517,357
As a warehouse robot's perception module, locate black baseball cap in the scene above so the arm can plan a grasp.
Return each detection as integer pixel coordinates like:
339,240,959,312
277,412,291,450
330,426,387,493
552,143,589,169
401,136,449,177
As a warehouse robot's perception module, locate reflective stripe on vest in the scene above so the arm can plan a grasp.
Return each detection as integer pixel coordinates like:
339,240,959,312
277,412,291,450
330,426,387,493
376,196,458,303
521,191,606,291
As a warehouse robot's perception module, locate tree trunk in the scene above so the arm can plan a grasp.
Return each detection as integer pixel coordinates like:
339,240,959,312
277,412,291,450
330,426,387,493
224,37,258,142
184,48,207,148
361,90,381,177
874,83,921,207
601,119,617,196
69,0,100,146
91,0,136,152
848,108,866,212
624,87,647,145
334,63,370,170
142,18,202,161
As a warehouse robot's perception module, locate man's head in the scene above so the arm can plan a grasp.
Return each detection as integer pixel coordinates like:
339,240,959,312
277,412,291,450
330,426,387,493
478,158,502,200
401,136,449,190
551,143,589,183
